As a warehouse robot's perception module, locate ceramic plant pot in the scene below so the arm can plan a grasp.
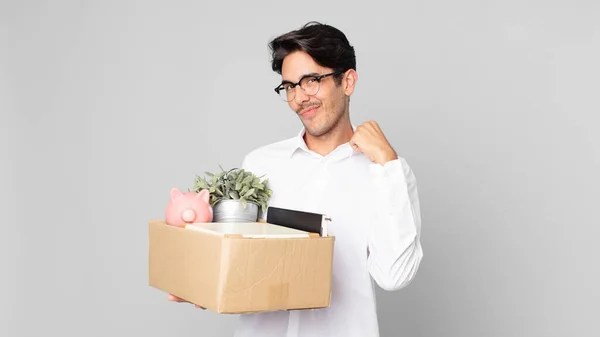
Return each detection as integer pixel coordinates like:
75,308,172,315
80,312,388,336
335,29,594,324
212,199,259,223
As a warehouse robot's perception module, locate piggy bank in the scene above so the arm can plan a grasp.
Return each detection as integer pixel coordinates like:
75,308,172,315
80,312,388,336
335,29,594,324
165,188,213,227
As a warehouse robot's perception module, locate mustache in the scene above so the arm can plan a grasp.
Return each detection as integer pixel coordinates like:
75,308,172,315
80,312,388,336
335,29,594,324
296,102,320,114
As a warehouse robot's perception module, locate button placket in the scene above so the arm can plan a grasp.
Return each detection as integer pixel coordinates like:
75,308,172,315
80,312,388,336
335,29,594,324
304,158,329,212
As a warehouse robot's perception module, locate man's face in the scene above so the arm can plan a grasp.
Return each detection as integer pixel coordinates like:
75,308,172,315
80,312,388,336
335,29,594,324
280,51,348,137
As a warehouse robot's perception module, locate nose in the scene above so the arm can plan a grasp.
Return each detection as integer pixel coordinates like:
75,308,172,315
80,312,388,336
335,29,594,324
293,85,310,105
181,209,196,223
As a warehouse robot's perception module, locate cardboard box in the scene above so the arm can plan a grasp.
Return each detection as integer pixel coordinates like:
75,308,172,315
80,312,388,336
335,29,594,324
148,219,335,314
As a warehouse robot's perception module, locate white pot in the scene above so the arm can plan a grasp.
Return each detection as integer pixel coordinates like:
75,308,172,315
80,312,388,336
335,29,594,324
212,199,259,223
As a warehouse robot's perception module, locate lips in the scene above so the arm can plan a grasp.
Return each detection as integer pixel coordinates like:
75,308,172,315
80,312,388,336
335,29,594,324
300,105,319,118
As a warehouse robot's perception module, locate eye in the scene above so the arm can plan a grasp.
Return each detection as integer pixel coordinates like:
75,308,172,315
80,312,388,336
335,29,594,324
300,77,317,87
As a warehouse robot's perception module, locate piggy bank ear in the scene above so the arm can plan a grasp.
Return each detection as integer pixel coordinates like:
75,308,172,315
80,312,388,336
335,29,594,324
197,189,210,203
170,188,183,201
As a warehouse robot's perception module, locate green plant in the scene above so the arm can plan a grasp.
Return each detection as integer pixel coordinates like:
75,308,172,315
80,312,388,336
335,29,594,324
191,165,273,213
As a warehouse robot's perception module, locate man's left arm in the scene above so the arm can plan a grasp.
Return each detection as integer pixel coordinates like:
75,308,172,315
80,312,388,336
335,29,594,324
366,157,423,291
350,121,424,291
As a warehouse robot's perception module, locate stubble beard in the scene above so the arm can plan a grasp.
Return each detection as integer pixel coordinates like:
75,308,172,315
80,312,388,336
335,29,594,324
301,98,347,138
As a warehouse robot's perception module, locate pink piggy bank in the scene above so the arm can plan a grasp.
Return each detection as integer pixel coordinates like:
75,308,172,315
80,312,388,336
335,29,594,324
165,188,213,227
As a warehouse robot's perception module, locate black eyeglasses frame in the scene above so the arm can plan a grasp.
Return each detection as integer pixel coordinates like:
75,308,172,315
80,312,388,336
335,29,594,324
273,71,343,96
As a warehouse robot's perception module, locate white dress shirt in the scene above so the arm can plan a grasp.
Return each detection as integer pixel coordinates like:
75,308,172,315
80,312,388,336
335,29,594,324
234,126,423,337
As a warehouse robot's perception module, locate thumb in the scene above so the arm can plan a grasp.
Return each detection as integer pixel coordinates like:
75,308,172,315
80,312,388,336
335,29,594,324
349,139,361,152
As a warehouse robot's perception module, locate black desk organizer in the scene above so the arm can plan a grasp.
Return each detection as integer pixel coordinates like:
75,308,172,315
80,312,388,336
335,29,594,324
265,206,331,237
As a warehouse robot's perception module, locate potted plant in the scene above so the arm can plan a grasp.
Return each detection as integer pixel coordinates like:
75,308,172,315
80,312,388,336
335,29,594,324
191,166,272,223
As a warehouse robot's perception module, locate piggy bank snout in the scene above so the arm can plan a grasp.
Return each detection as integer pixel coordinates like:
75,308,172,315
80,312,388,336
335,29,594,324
181,209,196,223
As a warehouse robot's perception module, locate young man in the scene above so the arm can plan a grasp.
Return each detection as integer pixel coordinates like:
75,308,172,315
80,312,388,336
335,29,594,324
235,21,423,337
172,21,423,337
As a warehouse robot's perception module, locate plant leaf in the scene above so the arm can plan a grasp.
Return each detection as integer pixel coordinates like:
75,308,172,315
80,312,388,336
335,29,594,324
243,188,255,198
190,167,271,210
242,175,253,184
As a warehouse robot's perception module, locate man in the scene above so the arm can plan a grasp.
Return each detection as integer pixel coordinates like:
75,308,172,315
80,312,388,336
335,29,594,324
172,21,423,337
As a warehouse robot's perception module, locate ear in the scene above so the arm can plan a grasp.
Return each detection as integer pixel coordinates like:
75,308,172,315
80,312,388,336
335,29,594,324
170,188,183,201
343,69,358,96
197,189,210,203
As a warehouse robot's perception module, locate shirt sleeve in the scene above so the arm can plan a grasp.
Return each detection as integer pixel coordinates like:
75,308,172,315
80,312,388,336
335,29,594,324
366,157,424,291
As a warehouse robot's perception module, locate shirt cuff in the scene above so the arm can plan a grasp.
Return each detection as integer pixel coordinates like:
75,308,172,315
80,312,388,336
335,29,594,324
369,158,407,186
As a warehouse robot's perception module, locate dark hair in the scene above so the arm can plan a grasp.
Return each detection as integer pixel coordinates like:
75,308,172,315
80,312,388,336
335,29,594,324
268,21,356,83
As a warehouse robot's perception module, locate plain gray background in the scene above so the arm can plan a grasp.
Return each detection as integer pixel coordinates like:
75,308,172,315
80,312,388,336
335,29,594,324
2,1,599,336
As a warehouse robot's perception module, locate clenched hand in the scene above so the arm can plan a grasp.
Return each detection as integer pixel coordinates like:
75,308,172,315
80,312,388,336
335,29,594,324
349,121,398,165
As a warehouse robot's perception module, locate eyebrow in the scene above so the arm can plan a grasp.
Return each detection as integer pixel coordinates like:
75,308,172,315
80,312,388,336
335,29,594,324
280,72,321,85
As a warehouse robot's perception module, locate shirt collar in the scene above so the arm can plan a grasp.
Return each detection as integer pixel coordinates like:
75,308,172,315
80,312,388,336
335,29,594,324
290,125,358,160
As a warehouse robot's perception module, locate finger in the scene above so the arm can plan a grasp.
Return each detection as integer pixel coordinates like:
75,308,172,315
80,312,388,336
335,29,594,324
358,122,374,136
371,121,384,134
369,121,382,135
361,122,385,141
168,294,186,302
349,138,361,152
363,120,380,133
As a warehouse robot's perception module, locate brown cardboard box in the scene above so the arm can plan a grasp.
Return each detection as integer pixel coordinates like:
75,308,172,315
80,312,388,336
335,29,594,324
148,219,335,314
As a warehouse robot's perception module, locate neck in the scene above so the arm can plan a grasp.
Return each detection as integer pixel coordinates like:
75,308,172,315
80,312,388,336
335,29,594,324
304,117,354,157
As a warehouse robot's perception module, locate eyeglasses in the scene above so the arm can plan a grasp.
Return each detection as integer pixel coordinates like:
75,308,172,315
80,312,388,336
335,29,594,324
274,71,341,102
